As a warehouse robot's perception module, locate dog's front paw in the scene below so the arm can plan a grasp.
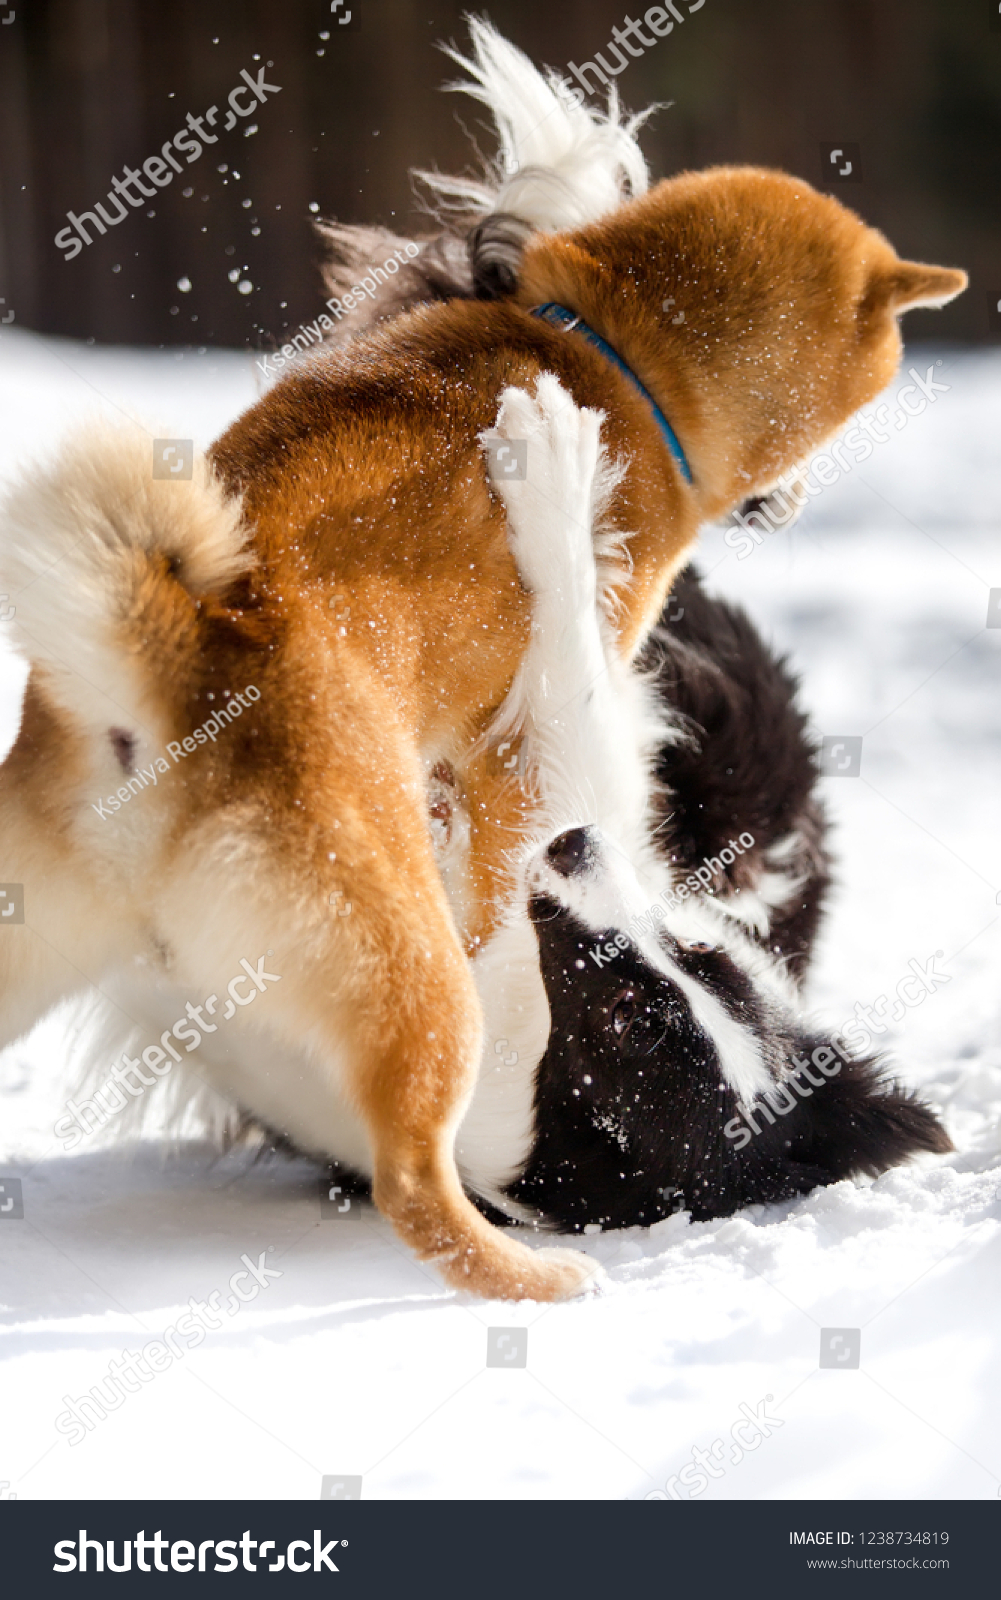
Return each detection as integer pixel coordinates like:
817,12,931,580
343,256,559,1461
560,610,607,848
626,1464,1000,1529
480,374,604,599
481,381,545,500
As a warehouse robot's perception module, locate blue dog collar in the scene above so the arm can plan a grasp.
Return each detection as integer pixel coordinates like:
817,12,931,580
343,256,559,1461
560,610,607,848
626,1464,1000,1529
530,301,693,486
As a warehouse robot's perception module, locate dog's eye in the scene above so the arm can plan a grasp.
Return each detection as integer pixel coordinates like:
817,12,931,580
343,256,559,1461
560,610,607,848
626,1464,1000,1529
611,993,635,1035
681,940,715,953
610,993,672,1057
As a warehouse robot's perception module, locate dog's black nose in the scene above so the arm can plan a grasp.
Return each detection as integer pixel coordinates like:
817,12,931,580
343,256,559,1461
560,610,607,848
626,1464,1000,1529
546,827,596,878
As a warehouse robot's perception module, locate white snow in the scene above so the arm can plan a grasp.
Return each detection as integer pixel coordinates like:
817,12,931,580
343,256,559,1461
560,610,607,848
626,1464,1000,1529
0,327,998,1502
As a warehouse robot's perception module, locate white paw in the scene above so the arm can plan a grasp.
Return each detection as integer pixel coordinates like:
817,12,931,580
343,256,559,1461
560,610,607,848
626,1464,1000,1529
480,373,604,600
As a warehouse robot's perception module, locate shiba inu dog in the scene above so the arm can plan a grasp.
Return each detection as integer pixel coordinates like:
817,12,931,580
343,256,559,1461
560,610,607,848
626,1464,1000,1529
0,23,961,1299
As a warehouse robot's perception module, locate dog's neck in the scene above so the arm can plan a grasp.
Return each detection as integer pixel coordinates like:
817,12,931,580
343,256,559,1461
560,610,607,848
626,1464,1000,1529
530,302,694,487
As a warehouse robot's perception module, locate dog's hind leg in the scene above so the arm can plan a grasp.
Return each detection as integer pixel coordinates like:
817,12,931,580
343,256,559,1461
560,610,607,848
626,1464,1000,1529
346,894,599,1300
0,684,137,1053
164,698,600,1304
309,863,598,1300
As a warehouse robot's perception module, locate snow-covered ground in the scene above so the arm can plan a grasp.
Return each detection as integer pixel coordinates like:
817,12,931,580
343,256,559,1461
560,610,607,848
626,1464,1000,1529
0,327,998,1502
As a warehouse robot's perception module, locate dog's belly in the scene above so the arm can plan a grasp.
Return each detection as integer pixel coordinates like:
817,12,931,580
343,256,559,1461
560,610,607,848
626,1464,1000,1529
103,975,375,1176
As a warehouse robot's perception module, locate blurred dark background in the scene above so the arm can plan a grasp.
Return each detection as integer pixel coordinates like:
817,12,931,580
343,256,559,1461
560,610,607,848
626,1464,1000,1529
0,0,999,350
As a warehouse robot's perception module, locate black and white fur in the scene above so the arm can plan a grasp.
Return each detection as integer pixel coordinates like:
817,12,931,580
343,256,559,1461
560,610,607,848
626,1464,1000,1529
639,566,830,981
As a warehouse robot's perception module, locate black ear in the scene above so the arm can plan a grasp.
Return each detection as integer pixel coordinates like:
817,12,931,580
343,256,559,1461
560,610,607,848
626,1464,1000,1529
781,1041,952,1182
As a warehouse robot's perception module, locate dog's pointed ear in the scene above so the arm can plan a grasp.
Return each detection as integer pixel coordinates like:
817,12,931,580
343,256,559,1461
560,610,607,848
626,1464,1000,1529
864,259,967,316
788,1037,954,1181
775,1027,953,1181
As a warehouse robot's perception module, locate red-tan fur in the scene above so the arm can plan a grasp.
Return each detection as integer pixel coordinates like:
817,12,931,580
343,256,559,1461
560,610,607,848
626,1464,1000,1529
0,167,965,1300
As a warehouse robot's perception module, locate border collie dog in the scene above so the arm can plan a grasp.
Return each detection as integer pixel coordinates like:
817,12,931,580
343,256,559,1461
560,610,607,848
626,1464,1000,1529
454,376,951,1235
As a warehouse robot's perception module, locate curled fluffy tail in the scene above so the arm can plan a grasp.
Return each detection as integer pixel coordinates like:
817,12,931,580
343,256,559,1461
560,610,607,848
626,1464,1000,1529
0,424,248,738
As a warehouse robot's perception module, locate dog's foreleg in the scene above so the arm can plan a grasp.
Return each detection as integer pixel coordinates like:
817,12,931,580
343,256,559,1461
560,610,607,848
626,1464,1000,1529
482,372,656,849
